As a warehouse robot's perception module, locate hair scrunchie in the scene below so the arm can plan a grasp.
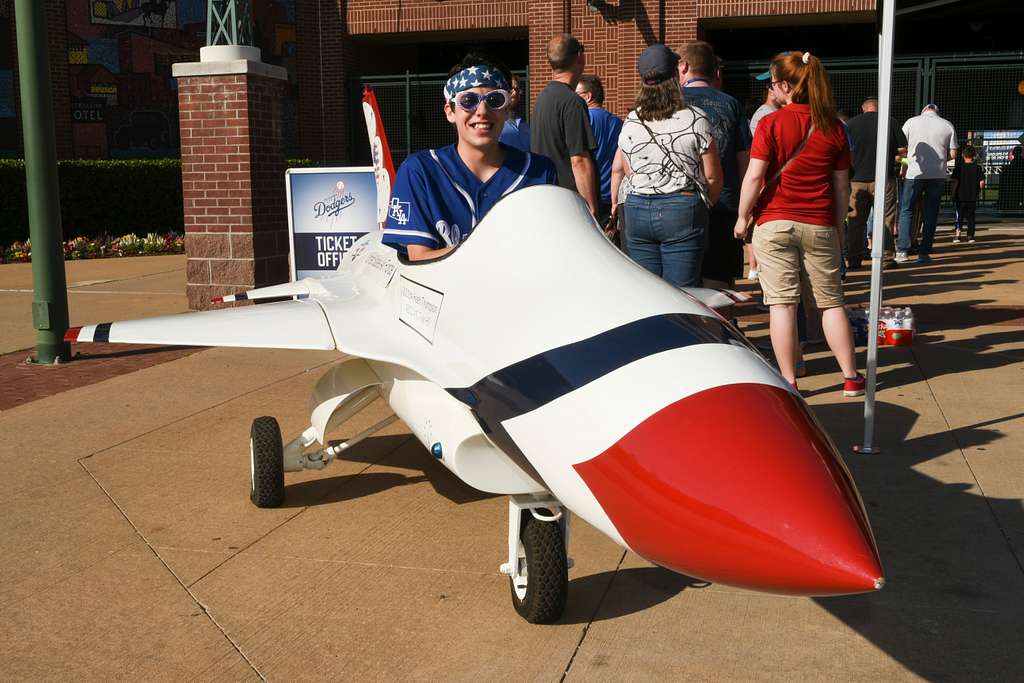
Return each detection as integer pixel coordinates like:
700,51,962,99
802,52,811,64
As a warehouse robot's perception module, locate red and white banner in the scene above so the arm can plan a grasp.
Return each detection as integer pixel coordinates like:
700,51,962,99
362,86,397,226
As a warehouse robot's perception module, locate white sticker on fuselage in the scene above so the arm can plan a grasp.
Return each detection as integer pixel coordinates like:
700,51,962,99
398,276,444,343
360,251,398,289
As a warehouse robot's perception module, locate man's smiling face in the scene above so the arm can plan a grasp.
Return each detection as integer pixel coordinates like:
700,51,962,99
445,86,510,150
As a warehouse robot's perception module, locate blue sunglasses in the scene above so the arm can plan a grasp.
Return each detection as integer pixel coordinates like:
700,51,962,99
450,89,511,113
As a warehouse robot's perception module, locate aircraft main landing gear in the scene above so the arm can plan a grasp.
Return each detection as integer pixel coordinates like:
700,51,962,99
247,407,398,508
250,416,285,508
500,496,572,623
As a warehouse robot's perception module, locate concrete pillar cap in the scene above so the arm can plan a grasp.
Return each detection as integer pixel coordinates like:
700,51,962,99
200,45,262,63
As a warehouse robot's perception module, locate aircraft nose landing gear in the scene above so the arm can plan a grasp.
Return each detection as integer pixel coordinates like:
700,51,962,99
500,497,572,623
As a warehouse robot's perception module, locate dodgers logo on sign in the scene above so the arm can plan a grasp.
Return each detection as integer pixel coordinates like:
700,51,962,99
313,181,356,221
389,196,411,225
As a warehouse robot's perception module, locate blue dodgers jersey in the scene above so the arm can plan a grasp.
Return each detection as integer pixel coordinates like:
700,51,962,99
587,108,623,204
383,144,558,254
499,117,531,153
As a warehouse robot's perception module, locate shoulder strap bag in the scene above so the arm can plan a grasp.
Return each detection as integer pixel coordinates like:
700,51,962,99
635,111,712,208
743,124,815,243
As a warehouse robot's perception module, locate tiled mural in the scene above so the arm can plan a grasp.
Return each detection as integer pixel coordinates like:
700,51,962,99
1,0,298,159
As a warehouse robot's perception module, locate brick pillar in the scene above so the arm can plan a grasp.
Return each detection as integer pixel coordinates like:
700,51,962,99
173,46,291,311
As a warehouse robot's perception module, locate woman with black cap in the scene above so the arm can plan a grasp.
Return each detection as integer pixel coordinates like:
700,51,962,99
610,44,722,288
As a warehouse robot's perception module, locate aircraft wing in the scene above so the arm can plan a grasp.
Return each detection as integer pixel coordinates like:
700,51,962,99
64,299,336,351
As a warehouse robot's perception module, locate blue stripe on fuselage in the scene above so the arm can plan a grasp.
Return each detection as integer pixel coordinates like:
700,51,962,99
449,313,746,419
446,313,751,481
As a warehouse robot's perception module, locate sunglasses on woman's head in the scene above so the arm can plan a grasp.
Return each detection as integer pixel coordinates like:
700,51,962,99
451,89,511,113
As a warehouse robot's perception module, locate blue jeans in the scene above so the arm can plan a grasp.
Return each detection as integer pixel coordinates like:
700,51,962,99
897,178,944,255
624,193,708,288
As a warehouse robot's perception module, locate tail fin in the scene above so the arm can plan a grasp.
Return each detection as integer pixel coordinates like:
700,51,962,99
362,86,397,226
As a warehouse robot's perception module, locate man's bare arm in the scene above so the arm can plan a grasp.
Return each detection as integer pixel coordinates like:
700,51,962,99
406,244,455,261
571,152,600,216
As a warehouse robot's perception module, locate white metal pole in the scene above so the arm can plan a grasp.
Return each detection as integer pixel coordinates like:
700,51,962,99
856,0,897,455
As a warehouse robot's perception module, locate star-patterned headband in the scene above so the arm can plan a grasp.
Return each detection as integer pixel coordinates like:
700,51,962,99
444,65,510,101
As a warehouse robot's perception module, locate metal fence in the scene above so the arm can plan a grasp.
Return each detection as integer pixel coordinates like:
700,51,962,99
354,70,529,167
723,51,1024,215
353,54,1022,215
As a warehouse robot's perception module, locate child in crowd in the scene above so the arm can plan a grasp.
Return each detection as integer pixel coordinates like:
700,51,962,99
952,146,985,243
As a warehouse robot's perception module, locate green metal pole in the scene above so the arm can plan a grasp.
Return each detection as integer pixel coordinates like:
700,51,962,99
14,0,71,364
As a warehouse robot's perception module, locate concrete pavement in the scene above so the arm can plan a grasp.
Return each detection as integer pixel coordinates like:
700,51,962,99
1,228,1022,679
0,255,187,355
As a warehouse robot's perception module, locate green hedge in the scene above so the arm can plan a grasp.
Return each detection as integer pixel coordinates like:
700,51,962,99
0,158,317,246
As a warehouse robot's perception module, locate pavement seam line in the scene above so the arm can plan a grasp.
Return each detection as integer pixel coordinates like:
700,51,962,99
559,549,627,682
910,345,1024,579
199,551,496,577
66,265,186,289
76,355,342,461
0,539,140,610
183,432,415,588
65,355,348,679
77,458,268,682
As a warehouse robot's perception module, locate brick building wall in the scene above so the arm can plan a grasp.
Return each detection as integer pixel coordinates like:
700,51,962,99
296,0,355,165
295,0,873,162
4,0,73,158
698,0,873,18
45,0,71,158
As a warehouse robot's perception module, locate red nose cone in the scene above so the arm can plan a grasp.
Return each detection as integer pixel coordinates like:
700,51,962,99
574,383,883,595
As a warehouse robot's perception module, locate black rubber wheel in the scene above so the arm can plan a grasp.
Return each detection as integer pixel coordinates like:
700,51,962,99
249,416,284,508
509,513,568,624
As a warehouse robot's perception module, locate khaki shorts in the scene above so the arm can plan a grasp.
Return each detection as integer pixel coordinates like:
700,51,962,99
752,219,844,309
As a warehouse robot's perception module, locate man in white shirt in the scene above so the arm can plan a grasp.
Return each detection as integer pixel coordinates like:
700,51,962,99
896,104,957,263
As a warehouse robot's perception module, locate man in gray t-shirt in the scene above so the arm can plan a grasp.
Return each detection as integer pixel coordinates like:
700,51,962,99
896,104,958,263
530,33,599,216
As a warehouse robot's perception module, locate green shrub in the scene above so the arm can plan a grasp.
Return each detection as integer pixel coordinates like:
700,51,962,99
0,159,183,245
0,158,321,246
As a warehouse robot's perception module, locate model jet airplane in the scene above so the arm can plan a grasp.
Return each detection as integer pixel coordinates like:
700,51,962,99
66,185,884,623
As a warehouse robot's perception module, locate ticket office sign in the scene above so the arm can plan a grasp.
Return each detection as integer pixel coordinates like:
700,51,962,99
286,167,379,280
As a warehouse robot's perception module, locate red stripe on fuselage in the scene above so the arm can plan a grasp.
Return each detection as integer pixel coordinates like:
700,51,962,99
574,383,882,596
64,327,82,342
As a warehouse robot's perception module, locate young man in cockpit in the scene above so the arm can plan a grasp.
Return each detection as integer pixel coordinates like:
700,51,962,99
382,54,558,261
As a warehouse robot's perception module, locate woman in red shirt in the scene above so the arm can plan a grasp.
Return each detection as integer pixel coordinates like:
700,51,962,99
733,51,863,396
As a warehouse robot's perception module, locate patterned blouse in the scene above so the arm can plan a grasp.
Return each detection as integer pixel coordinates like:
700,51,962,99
617,106,713,203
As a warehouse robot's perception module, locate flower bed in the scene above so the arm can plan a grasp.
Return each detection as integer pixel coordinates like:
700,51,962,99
1,232,185,264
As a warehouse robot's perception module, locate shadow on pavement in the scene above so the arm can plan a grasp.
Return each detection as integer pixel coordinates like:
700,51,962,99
811,400,1024,680
281,471,429,508
72,345,197,360
561,566,709,624
315,433,500,506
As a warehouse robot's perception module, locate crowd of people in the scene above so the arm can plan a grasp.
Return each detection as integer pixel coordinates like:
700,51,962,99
380,35,980,397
